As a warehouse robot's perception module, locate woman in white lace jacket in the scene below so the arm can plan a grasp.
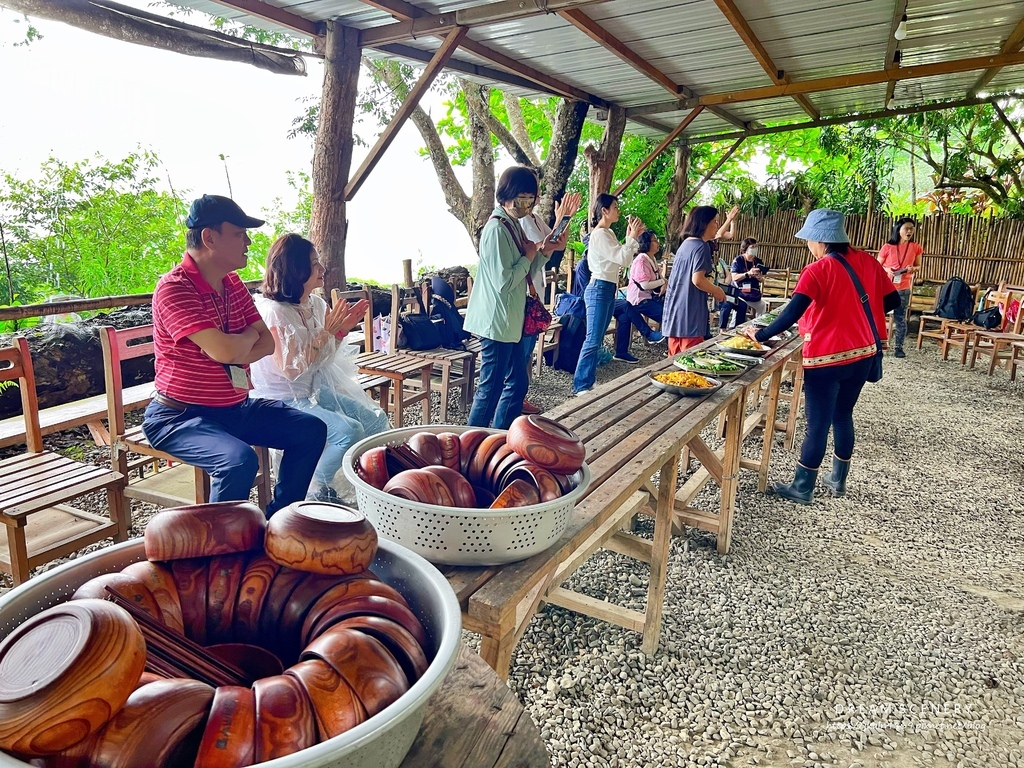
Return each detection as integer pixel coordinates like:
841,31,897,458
250,234,388,501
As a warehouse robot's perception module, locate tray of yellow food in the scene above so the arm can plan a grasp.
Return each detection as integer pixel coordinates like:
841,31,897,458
649,370,723,397
715,334,772,356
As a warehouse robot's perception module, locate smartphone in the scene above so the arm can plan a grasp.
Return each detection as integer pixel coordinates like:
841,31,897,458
549,217,571,242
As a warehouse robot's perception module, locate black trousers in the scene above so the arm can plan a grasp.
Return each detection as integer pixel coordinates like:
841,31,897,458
799,357,873,469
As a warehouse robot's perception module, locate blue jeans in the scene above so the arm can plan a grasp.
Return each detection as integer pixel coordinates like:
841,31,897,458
142,397,327,516
573,279,617,393
468,337,529,429
615,298,663,356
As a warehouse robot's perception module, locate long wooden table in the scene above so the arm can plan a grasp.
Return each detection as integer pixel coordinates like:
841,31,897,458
440,335,804,678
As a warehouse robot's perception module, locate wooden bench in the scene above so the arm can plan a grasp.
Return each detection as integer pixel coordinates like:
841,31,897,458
0,382,154,449
439,335,803,678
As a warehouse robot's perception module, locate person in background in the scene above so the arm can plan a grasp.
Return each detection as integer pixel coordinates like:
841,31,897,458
662,206,727,355
250,234,387,503
721,237,768,329
572,194,646,395
518,191,582,413
464,166,539,428
744,209,900,504
142,195,326,516
877,217,922,358
613,230,666,363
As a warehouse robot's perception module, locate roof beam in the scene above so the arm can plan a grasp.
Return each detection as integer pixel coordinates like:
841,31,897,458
630,116,679,134
358,0,609,47
710,0,818,120
613,107,705,195
626,50,1024,114
345,27,468,200
376,43,542,92
969,13,1024,96
357,0,424,20
207,0,322,36
678,137,745,209
883,0,908,106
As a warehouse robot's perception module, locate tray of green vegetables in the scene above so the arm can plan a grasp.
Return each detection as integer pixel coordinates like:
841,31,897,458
673,350,746,376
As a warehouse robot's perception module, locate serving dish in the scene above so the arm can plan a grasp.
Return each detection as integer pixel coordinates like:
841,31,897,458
648,372,723,397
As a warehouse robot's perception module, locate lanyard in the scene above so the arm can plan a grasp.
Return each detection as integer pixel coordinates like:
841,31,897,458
209,288,231,334
893,242,912,270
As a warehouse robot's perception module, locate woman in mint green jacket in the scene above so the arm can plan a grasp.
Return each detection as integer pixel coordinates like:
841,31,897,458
464,166,540,428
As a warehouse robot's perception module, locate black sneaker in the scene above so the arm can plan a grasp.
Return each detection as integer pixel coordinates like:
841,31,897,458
612,352,640,364
894,348,906,358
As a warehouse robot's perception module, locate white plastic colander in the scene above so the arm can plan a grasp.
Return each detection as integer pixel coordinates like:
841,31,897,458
342,426,591,567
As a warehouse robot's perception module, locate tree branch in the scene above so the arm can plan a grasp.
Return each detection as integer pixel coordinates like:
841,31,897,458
3,0,308,75
503,94,540,167
484,110,534,169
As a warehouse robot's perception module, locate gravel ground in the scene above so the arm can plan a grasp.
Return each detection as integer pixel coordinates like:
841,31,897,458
3,333,1023,768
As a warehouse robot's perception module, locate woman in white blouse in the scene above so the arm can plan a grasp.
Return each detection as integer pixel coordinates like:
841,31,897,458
572,193,646,395
250,234,388,502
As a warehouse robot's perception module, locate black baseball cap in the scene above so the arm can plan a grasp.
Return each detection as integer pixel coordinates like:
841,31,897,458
185,194,265,230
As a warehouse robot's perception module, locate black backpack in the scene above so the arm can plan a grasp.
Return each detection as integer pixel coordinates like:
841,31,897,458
935,277,974,321
429,294,469,349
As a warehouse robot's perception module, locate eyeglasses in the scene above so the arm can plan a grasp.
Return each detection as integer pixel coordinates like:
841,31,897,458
514,195,537,205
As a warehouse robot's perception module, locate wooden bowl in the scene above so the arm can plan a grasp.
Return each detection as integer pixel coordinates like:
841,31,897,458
334,616,429,684
483,444,516,490
45,731,98,768
275,573,356,663
300,626,409,717
504,463,562,502
252,674,317,763
507,415,586,474
206,553,247,645
436,432,461,470
493,455,528,494
231,555,281,645
170,558,209,645
87,678,214,768
72,573,162,623
143,502,266,561
384,469,455,506
357,446,390,490
207,644,284,682
305,595,429,649
286,660,366,740
300,579,410,647
489,478,541,509
99,680,212,765
467,434,506,486
265,502,378,575
471,486,495,508
0,600,146,756
407,432,443,466
193,685,256,768
422,466,476,508
458,429,490,475
135,672,166,689
120,561,185,636
257,567,308,650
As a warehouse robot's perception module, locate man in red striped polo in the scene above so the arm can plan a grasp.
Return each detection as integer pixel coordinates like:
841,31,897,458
142,194,327,516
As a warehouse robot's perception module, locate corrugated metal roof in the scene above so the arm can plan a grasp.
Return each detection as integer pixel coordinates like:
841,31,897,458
168,0,1024,141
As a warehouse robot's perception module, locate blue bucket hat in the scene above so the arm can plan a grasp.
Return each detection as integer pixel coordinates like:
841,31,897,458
795,209,849,243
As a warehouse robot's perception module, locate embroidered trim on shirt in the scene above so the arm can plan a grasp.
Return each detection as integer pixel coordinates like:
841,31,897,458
803,345,877,367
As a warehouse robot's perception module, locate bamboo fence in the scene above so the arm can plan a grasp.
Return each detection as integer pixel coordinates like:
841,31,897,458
718,212,1024,288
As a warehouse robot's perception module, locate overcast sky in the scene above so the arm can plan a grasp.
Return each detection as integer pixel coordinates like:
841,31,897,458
0,6,481,284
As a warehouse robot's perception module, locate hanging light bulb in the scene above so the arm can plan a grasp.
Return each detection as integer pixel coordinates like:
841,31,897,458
894,13,908,41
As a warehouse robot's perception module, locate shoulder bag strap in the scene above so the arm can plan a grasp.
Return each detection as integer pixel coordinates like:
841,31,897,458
490,214,527,257
830,252,882,353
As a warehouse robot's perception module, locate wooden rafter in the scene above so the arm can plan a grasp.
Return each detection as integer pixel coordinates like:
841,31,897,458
710,0,818,120
678,138,745,209
207,0,321,36
613,107,705,195
344,27,468,200
883,0,908,106
969,13,1024,96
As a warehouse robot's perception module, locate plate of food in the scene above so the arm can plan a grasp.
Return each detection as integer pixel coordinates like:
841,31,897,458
649,370,723,396
751,311,781,327
673,351,746,377
715,335,772,356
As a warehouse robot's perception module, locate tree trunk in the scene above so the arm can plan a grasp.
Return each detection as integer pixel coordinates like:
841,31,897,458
583,105,626,222
464,81,496,250
666,143,691,255
309,22,361,297
536,99,589,226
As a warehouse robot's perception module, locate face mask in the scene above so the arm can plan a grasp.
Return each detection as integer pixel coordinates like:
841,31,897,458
512,197,535,218
747,247,759,257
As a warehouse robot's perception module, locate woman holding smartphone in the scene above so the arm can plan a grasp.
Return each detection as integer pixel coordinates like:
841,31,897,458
876,217,922,358
572,193,646,395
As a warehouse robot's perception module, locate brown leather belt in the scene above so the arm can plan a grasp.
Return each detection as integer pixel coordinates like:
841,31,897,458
152,391,191,411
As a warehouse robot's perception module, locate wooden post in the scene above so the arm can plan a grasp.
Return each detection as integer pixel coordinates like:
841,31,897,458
403,259,414,288
309,21,361,299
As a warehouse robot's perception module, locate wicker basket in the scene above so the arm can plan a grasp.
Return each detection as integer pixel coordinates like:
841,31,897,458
342,426,591,567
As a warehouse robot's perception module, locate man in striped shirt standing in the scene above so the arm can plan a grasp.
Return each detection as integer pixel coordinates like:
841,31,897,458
142,194,327,516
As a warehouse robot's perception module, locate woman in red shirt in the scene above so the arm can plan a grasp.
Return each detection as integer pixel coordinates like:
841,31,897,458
744,210,900,504
876,217,923,358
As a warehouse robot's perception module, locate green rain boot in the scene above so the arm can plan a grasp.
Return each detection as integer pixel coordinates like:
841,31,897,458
773,463,818,505
822,455,851,497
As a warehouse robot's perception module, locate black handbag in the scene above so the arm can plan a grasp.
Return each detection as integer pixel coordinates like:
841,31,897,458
399,291,442,351
830,253,883,383
972,306,1002,330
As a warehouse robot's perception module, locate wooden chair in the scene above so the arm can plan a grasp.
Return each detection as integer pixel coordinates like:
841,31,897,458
332,287,433,426
390,284,476,422
98,325,272,511
1009,340,1024,383
940,287,1006,365
917,282,980,350
0,337,127,585
967,283,1024,375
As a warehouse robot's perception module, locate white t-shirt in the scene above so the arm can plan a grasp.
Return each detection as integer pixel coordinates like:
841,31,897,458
519,212,551,289
588,227,639,284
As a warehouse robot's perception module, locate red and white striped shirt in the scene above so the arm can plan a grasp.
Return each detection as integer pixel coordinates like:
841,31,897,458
152,253,262,406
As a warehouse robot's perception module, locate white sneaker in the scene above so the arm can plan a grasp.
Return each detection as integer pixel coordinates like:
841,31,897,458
575,388,592,397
